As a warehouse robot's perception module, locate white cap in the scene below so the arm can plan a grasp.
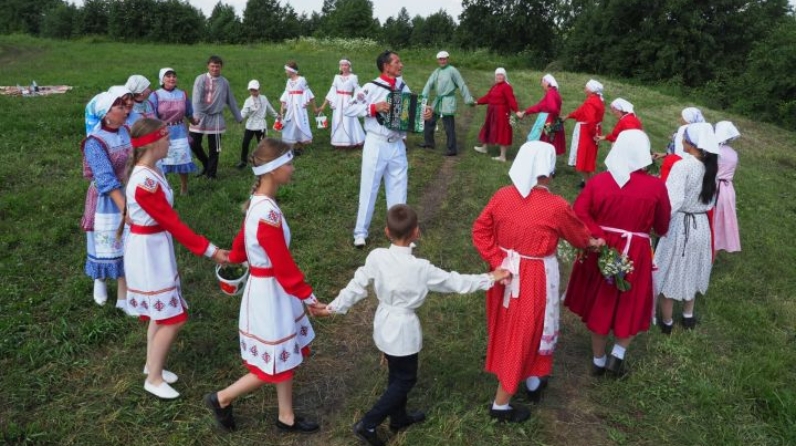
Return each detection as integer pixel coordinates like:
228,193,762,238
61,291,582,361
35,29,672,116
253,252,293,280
248,80,260,90
436,51,449,59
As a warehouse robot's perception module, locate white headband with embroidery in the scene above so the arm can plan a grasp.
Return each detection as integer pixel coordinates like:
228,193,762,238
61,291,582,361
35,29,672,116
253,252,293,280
284,65,298,74
252,151,294,176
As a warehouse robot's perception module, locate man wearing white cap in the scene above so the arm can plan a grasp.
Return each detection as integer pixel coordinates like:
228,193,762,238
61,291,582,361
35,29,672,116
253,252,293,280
418,51,474,156
344,50,432,248
189,55,243,179
238,79,279,169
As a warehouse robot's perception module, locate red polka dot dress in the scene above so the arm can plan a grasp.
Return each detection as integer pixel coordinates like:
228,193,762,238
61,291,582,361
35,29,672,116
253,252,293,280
473,186,591,394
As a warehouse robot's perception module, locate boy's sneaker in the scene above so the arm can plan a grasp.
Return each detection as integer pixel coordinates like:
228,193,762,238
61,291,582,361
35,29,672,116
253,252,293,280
353,421,384,446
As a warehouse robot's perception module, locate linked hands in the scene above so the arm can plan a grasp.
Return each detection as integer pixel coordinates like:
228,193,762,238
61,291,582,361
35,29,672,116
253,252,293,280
516,111,526,120
307,301,332,317
588,237,606,251
212,248,230,265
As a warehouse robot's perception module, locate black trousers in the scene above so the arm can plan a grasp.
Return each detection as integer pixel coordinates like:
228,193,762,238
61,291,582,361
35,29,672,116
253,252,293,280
361,353,418,429
241,129,264,163
423,114,456,154
190,132,220,178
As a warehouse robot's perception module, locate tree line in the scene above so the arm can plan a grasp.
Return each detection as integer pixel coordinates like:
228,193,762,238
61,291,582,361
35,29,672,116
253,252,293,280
3,0,796,127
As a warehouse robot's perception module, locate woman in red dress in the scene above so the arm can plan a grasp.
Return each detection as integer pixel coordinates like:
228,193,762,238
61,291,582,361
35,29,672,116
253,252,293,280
597,98,643,144
473,141,597,423
473,67,519,162
518,74,566,156
564,130,670,377
565,79,605,187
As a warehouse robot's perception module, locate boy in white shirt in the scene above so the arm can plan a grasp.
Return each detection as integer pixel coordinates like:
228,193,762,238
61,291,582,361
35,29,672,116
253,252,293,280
237,80,279,169
321,204,510,446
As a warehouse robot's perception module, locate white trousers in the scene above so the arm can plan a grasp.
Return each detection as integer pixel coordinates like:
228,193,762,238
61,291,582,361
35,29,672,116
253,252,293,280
354,135,408,239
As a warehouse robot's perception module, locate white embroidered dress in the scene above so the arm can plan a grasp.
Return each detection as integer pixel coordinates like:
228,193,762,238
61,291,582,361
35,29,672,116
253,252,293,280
280,76,315,144
325,74,365,146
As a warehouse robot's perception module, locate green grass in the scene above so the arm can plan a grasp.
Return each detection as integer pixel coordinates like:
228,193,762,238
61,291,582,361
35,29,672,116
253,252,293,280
1,35,795,445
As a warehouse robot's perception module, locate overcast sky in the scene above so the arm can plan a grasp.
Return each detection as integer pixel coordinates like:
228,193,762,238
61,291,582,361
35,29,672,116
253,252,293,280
70,0,464,22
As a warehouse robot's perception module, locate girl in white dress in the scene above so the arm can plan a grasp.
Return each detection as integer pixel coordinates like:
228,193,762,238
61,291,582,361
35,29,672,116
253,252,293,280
123,118,228,399
279,61,316,153
653,122,720,333
204,138,327,433
318,59,365,148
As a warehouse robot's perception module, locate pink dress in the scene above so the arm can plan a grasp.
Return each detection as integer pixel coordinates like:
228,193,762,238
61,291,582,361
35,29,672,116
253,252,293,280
713,145,740,252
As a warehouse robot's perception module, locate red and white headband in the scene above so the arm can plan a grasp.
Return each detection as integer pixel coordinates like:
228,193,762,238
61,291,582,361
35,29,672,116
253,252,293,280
132,127,169,148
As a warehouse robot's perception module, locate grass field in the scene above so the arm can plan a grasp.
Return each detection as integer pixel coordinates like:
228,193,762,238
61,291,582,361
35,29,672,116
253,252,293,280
1,35,795,445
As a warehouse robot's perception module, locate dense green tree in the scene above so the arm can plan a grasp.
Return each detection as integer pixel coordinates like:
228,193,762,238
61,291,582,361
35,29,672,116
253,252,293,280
410,10,455,47
0,0,60,34
79,0,110,36
241,0,283,42
321,0,378,38
148,0,204,44
206,2,242,44
41,1,80,39
107,0,158,41
381,7,412,48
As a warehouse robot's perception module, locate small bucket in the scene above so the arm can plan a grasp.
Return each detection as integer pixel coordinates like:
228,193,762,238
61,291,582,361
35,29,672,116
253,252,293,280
315,113,328,129
272,119,283,131
215,264,250,296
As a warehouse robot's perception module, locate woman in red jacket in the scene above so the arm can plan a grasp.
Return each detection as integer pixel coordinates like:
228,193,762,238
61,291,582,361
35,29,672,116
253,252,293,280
474,67,519,162
518,74,566,157
566,79,605,187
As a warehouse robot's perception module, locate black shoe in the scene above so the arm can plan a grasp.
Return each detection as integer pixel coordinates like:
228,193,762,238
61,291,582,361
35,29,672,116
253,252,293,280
525,377,549,404
577,180,586,189
660,322,673,335
389,410,426,432
443,151,457,156
682,316,696,330
605,355,626,377
293,147,304,156
204,393,236,431
235,161,246,169
591,363,606,377
353,421,385,446
489,404,531,423
275,415,319,434
416,143,434,149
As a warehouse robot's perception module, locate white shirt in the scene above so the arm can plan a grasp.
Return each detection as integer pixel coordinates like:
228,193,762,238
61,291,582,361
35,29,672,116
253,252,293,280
328,244,494,356
344,76,410,140
241,95,278,131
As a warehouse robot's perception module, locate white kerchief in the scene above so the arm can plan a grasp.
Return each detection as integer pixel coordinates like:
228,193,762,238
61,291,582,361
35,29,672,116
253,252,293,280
611,98,634,113
681,107,705,124
605,129,652,188
93,92,116,119
159,67,175,85
252,151,293,176
714,121,740,145
543,73,558,88
125,75,150,94
284,65,298,74
684,122,720,154
495,67,509,84
509,141,556,198
107,85,131,100
586,79,604,100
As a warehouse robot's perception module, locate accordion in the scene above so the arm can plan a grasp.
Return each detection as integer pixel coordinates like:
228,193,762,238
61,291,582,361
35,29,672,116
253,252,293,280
380,92,428,133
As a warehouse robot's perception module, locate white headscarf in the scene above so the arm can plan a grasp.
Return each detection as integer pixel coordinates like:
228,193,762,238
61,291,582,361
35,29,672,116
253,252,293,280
586,79,604,100
509,141,557,198
495,67,509,84
684,122,720,154
158,67,175,85
605,129,652,188
125,75,150,94
107,85,131,100
542,73,558,88
611,98,634,114
93,92,116,120
714,121,740,145
674,107,706,155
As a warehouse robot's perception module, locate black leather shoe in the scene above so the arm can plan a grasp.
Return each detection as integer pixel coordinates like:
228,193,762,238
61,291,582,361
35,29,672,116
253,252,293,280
660,322,673,335
591,364,606,377
389,410,426,432
275,415,319,434
681,316,696,330
235,161,246,169
605,355,626,377
204,393,236,431
353,421,385,446
489,404,531,423
525,377,549,404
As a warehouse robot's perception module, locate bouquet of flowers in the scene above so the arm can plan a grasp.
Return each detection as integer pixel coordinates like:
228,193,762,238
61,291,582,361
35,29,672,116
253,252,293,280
556,240,585,264
597,246,634,291
543,117,564,142
509,114,519,129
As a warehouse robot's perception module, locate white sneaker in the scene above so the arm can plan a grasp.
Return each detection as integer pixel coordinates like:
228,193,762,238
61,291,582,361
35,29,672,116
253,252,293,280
93,280,107,306
492,156,507,162
144,380,180,399
473,145,487,154
353,237,366,248
143,366,179,384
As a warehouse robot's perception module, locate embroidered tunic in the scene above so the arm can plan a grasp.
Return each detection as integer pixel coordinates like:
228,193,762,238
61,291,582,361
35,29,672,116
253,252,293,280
324,74,365,146
421,65,474,116
564,171,670,337
150,88,197,174
280,76,315,144
81,125,132,279
189,73,242,134
124,166,215,320
473,186,591,394
241,95,278,131
228,196,317,377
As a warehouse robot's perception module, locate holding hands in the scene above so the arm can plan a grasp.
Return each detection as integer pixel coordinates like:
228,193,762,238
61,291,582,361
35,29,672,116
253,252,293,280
588,237,606,251
307,301,332,317
212,248,230,265
516,111,526,120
